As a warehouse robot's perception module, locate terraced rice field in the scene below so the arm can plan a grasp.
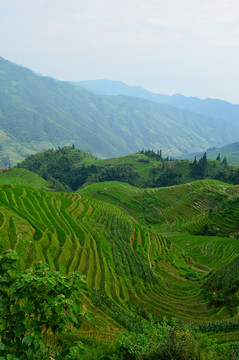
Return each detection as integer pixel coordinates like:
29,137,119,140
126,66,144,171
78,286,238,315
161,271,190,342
0,168,48,188
0,177,239,338
79,180,239,235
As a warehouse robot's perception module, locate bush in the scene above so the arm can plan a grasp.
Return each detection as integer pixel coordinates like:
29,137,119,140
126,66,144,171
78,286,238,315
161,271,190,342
0,250,86,359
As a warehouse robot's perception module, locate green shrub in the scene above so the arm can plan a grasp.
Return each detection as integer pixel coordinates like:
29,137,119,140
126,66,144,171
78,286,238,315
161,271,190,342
0,250,86,359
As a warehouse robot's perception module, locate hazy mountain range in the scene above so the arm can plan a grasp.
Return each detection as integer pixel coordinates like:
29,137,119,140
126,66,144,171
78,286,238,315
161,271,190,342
0,56,239,166
77,79,239,125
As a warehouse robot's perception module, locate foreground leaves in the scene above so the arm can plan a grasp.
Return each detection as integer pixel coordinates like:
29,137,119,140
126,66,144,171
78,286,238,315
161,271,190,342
0,250,86,359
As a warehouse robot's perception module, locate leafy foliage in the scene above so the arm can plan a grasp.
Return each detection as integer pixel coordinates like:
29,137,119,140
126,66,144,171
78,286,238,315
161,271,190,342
208,257,239,306
0,250,86,359
193,320,239,333
80,318,239,360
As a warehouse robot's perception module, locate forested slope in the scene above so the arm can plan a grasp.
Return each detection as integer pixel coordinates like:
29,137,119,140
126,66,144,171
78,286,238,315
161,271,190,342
1,56,239,166
77,79,239,125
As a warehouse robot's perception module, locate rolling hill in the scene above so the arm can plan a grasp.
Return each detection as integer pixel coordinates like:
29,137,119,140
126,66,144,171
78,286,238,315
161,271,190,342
18,146,239,191
1,56,239,166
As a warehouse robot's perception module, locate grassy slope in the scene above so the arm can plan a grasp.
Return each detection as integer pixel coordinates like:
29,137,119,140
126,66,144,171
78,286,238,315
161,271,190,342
0,168,239,343
1,56,239,166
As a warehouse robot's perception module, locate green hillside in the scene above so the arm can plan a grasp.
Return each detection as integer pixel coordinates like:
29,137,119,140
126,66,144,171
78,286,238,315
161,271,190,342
78,179,239,237
0,168,48,188
1,56,239,166
19,146,239,191
0,172,239,347
77,79,239,125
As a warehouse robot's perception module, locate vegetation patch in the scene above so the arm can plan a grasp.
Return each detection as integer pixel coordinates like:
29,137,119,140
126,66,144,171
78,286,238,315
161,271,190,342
208,257,239,307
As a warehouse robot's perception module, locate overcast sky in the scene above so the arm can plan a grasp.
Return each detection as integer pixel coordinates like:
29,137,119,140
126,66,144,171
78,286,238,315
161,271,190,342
1,0,239,103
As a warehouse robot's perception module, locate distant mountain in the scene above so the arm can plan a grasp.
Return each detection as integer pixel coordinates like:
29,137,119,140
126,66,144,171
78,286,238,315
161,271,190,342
182,141,239,166
76,79,239,124
76,79,159,98
1,57,239,166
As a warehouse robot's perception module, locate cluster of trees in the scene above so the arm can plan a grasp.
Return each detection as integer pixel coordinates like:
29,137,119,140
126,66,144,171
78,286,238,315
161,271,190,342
208,257,239,307
138,149,162,160
194,320,239,334
216,153,228,166
190,152,239,185
191,153,208,177
18,146,96,190
136,151,239,188
19,147,139,190
88,164,139,187
81,310,239,360
153,167,183,187
138,149,176,162
191,152,229,177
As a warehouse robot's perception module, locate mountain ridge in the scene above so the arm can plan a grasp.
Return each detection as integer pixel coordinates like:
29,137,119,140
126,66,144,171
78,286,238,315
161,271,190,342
76,79,239,124
1,56,239,166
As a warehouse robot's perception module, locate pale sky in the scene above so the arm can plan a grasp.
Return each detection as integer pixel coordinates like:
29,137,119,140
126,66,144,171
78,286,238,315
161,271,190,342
1,0,239,103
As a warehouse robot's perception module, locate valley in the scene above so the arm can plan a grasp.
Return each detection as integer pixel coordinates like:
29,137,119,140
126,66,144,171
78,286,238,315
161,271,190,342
0,56,239,358
0,165,239,358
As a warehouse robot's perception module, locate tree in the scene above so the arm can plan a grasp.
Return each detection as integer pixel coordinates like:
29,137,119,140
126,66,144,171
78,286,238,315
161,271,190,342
197,152,208,177
191,156,197,177
216,153,221,162
222,156,228,167
202,152,207,164
0,250,86,359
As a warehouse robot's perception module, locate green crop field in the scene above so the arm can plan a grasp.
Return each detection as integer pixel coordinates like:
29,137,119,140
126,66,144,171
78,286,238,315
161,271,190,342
0,171,239,349
0,168,48,188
